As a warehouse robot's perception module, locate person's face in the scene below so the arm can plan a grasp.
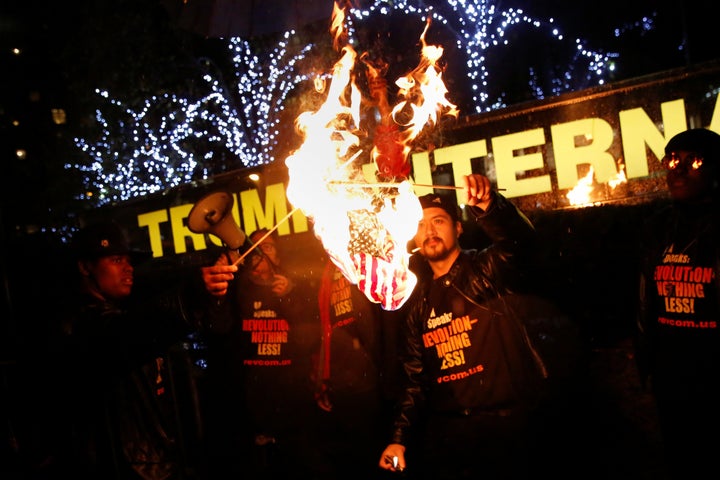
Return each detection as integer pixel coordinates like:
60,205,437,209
248,234,279,284
81,254,134,301
414,207,461,261
664,150,716,202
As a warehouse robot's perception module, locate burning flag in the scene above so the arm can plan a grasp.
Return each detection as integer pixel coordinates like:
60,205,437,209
285,2,458,310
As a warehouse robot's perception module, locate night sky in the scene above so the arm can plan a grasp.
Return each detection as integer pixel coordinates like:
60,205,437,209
2,0,716,119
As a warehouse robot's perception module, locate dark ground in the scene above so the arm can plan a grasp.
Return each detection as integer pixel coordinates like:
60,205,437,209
0,336,671,480
581,339,668,479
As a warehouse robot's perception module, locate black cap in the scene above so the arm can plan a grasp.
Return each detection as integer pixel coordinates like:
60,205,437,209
665,128,720,162
71,221,151,262
418,193,461,222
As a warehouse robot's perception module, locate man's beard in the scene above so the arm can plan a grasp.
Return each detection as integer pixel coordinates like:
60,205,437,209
422,238,452,262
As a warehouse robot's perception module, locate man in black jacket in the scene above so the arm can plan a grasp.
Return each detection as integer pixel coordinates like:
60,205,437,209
378,173,545,480
55,221,195,480
199,228,321,479
635,128,720,479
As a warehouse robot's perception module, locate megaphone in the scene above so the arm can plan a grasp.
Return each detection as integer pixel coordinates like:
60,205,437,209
188,191,247,252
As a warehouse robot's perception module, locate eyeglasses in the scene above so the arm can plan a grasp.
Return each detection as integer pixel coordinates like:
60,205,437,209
662,152,704,171
247,243,277,267
248,253,264,267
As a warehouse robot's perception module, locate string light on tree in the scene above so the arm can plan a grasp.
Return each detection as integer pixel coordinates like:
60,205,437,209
71,31,313,205
347,0,654,110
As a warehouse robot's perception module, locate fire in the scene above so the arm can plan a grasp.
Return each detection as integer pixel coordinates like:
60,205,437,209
566,160,628,206
566,166,596,206
285,2,457,310
608,161,627,188
390,19,459,141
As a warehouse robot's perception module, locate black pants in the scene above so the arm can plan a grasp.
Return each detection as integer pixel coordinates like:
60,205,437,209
410,409,533,480
654,379,720,479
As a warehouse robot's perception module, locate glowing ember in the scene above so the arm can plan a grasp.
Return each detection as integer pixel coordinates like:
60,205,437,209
285,2,457,310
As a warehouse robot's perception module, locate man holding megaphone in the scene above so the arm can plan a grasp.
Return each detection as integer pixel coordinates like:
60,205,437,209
197,227,322,480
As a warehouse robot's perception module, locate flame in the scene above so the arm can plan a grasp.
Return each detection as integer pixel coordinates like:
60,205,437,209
566,160,628,206
330,1,347,50
566,166,596,205
285,2,457,310
608,161,627,188
390,19,459,141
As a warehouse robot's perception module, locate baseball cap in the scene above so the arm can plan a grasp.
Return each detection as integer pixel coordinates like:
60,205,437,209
71,221,151,262
418,193,461,222
665,128,720,162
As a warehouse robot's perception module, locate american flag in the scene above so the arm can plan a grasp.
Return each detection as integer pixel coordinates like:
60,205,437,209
346,208,416,310
347,209,387,258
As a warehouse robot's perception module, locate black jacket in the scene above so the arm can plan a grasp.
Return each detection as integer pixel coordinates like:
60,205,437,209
389,193,546,445
54,285,194,480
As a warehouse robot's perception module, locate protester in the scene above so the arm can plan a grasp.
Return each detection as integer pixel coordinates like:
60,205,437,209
377,174,546,480
53,220,196,480
198,228,320,480
312,257,391,480
635,128,720,479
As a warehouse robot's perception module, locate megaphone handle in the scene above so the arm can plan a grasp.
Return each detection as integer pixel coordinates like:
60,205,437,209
232,245,251,266
232,239,260,267
225,249,242,266
231,207,299,267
